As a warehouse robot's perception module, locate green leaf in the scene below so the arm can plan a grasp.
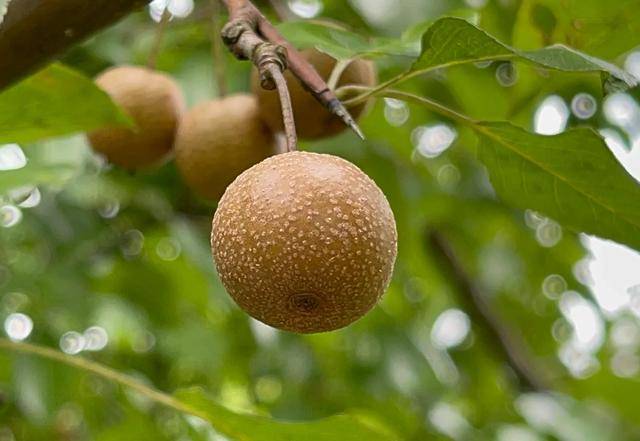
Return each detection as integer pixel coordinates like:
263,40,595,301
475,122,640,251
276,21,418,60
374,90,640,252
412,17,636,87
0,163,76,193
175,387,396,441
514,0,640,61
0,63,132,144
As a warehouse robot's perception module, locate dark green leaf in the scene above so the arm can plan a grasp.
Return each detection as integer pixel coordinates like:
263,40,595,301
476,121,640,251
412,17,636,87
0,63,132,144
175,387,396,441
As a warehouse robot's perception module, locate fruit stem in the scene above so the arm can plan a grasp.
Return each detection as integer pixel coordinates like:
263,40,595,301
267,63,298,151
210,0,228,97
147,6,172,70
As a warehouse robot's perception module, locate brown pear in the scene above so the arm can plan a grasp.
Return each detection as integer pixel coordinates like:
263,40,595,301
251,49,376,140
174,94,277,201
211,151,397,333
87,66,185,170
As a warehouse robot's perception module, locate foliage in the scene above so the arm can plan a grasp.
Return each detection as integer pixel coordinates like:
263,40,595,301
1,0,640,440
0,63,132,145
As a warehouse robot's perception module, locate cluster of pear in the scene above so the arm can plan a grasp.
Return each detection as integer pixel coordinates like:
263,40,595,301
87,49,397,334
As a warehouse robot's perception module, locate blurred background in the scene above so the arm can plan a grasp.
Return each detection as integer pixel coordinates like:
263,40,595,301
1,0,640,439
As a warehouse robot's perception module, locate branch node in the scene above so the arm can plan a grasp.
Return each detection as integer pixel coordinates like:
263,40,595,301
221,20,252,59
253,43,287,90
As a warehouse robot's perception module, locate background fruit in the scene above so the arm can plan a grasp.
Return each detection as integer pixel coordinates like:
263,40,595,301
211,151,397,333
87,65,185,170
175,94,277,201
251,49,376,139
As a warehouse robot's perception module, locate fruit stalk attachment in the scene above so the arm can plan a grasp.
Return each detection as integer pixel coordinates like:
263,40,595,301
219,0,364,141
221,17,296,151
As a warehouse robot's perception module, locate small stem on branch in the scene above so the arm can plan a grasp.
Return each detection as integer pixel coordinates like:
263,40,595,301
210,0,228,96
341,71,411,107
337,85,472,125
327,58,353,91
0,338,204,418
147,7,171,70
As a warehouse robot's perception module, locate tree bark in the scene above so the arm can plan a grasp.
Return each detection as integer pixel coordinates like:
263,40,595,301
0,0,150,90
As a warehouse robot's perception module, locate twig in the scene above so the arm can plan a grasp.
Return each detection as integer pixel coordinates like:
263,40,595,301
327,58,353,91
340,71,411,107
0,338,205,418
336,85,472,125
147,7,171,69
427,230,550,392
210,0,228,96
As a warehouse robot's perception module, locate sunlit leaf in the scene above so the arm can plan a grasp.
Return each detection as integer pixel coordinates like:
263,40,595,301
475,121,640,251
514,0,640,60
0,63,132,144
175,387,396,441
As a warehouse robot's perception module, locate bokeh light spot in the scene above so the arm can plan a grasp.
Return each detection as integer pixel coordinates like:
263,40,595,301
156,237,182,261
383,98,410,126
0,205,22,228
0,144,26,171
571,93,597,120
3,313,33,341
288,0,323,18
542,274,567,300
534,95,569,135
496,62,518,87
431,309,471,349
83,326,109,351
414,124,457,158
535,219,562,247
60,331,86,355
